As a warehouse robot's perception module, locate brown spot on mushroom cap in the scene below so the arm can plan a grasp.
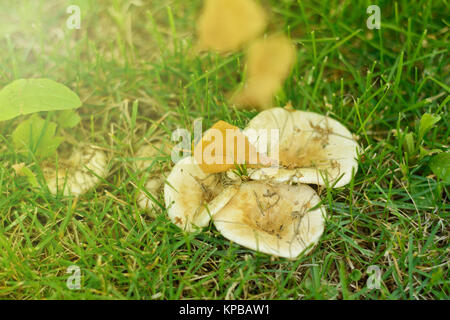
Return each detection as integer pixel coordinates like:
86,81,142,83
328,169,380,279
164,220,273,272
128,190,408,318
213,182,325,259
241,107,359,188
241,188,293,239
278,131,330,170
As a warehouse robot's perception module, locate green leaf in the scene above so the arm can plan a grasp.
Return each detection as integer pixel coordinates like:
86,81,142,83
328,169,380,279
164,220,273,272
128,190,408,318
56,110,81,128
429,152,450,183
431,268,443,285
0,79,82,122
419,146,442,159
404,132,415,156
20,166,39,188
418,113,441,143
350,269,362,282
12,115,64,160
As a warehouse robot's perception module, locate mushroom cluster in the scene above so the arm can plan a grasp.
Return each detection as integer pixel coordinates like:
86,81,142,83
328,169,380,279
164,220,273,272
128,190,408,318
44,145,108,196
162,107,360,259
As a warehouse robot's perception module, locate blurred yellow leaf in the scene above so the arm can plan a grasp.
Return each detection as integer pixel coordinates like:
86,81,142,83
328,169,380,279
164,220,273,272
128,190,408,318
231,35,297,110
196,0,267,53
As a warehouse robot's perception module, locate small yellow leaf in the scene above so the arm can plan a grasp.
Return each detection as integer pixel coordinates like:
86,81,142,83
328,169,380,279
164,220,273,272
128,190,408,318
196,0,267,53
231,35,297,110
194,120,270,173
12,163,26,175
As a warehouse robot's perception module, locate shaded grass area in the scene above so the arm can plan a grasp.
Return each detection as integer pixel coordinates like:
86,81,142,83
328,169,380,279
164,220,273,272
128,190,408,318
0,0,448,299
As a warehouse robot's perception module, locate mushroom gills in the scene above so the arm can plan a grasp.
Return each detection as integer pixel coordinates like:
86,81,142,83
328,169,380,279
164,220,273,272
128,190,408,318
164,156,237,232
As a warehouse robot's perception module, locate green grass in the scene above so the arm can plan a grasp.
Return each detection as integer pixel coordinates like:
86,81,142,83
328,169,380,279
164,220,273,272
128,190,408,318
0,0,448,300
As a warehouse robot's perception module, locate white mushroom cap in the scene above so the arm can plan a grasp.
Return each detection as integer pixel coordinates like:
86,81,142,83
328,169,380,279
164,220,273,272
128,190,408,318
134,141,170,210
164,156,237,232
138,173,169,210
238,107,359,188
44,146,108,196
213,181,325,259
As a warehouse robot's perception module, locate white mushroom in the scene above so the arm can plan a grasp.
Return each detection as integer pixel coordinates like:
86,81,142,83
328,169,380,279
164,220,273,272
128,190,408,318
164,156,237,232
213,181,325,259
138,174,168,210
134,143,169,171
135,141,170,210
44,146,108,196
233,107,359,188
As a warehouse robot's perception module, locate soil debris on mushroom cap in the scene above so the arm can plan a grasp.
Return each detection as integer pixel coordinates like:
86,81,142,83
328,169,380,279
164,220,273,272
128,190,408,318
213,181,325,259
196,0,267,53
43,145,108,196
164,156,238,232
234,107,360,188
